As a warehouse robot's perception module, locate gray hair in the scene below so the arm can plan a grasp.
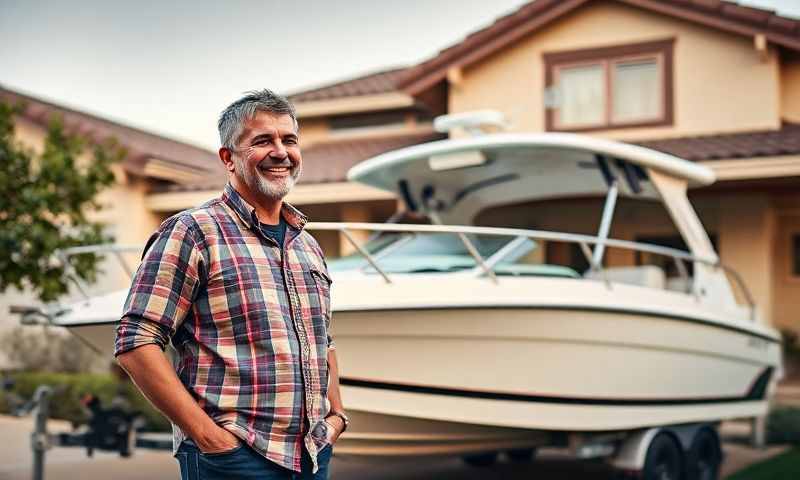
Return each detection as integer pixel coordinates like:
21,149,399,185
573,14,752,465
217,89,298,150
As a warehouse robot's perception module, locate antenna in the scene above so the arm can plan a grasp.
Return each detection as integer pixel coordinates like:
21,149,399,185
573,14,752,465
433,110,508,136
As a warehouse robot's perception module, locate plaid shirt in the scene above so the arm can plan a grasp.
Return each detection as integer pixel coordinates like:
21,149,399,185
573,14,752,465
114,183,334,472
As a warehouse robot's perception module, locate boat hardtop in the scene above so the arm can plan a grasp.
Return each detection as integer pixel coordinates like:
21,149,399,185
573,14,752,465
348,132,715,226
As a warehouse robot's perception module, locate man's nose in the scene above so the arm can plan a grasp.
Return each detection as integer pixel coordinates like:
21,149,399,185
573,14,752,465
269,141,288,160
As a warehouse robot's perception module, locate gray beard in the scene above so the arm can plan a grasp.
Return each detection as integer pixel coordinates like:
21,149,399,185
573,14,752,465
234,156,301,201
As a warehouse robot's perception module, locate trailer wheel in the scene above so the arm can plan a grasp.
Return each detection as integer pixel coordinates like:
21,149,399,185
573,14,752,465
642,433,683,480
506,447,536,462
462,452,499,467
686,428,721,480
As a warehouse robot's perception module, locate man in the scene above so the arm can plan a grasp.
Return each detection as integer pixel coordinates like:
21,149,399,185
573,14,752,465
115,89,347,480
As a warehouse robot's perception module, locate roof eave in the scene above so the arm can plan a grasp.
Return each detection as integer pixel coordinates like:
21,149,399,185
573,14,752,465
295,92,416,118
399,0,800,96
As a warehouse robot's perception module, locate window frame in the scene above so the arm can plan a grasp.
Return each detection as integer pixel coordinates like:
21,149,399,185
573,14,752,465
544,38,675,132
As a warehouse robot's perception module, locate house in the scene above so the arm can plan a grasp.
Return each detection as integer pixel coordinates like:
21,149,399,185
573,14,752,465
2,0,799,342
274,0,800,337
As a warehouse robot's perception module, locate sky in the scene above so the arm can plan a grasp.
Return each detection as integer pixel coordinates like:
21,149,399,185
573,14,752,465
2,0,799,150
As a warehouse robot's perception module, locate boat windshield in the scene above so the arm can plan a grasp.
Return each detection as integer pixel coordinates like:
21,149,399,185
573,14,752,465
328,233,515,274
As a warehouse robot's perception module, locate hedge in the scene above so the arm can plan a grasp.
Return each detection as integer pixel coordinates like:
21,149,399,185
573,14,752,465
768,407,800,445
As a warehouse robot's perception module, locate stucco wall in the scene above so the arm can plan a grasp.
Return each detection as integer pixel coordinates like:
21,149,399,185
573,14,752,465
772,193,800,335
781,60,800,123
298,118,330,147
717,194,775,324
450,0,781,140
15,116,48,155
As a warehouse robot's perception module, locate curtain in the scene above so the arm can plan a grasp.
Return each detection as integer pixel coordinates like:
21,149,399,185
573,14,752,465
612,59,660,123
558,64,605,127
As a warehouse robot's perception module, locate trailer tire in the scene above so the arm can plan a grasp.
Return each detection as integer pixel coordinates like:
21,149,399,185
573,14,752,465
462,452,499,467
506,448,536,462
686,428,721,480
642,433,683,480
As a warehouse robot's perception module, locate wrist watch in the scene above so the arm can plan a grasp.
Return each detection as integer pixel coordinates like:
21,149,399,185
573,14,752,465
327,410,350,433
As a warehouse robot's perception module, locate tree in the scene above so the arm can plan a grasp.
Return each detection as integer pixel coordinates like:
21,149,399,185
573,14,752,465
0,100,125,301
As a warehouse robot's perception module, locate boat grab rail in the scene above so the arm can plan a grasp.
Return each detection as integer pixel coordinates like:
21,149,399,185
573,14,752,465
53,245,143,301
51,225,757,320
305,222,757,319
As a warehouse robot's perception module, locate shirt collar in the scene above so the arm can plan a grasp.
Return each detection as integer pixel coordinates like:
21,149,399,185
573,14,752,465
222,182,308,231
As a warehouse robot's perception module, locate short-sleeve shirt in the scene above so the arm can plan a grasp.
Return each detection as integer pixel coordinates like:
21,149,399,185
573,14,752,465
114,183,333,473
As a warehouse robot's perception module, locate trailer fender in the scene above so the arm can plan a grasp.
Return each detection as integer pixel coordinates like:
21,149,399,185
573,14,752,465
610,424,716,471
610,428,661,471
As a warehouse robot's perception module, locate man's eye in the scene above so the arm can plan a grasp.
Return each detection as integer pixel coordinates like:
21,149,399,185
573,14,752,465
285,138,298,145
253,139,270,146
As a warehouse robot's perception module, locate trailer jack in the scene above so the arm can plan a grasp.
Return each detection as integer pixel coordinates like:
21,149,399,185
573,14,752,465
27,385,172,480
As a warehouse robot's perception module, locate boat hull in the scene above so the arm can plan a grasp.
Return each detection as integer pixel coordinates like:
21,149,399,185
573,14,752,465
60,276,782,457
333,306,779,435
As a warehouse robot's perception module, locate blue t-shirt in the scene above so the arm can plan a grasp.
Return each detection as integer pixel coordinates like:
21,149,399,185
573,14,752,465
259,216,287,248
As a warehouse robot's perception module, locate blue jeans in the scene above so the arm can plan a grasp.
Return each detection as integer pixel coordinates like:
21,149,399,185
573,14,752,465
176,440,332,480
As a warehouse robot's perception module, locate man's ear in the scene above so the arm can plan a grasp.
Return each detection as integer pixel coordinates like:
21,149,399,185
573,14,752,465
219,147,235,173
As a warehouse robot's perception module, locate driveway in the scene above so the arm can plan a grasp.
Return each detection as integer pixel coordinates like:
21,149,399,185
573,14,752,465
0,415,788,480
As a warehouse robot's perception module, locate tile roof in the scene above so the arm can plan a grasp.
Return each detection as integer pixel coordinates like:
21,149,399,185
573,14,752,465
398,0,800,94
0,86,222,177
286,1,800,102
298,130,446,184
636,122,800,161
288,67,410,102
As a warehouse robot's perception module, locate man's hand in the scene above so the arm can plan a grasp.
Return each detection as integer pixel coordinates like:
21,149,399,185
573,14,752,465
326,349,346,446
194,424,240,454
324,415,345,445
116,344,236,455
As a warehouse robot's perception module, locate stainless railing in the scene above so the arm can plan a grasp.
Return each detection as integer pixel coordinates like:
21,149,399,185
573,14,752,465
55,244,143,300
51,223,757,319
305,222,757,319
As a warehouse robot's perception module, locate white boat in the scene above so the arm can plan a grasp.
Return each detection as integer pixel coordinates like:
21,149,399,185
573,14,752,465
17,113,783,472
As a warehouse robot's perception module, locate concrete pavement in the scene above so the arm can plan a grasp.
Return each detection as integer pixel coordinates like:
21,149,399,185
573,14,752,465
0,415,789,480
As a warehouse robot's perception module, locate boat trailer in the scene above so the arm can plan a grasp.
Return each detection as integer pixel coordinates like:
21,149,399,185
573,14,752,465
22,385,172,480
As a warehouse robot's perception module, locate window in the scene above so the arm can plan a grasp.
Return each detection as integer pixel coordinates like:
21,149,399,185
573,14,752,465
544,39,674,131
328,233,516,274
635,233,718,277
558,64,606,127
544,242,605,274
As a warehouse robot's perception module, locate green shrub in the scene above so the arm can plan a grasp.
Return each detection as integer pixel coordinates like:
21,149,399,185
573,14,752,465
2,371,170,432
768,407,800,445
782,329,799,355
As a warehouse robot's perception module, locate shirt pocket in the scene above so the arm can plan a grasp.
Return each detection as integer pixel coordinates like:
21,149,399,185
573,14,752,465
308,268,333,352
309,268,332,318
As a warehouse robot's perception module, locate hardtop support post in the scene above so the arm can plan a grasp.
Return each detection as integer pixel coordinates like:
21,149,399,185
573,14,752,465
592,180,619,269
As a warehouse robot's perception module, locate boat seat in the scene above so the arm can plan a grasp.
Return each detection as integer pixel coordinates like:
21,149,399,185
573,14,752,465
666,276,692,293
584,265,666,289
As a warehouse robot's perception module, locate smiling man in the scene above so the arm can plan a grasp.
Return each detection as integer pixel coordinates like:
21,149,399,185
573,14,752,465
114,89,346,480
